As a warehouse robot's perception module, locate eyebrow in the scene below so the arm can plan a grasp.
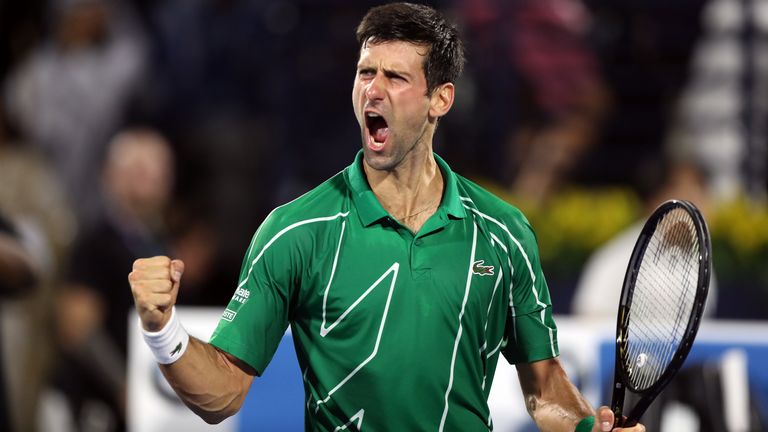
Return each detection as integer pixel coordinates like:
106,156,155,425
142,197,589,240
384,68,412,79
356,64,413,80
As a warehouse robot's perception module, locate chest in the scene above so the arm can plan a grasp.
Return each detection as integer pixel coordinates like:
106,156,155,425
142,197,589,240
295,217,510,341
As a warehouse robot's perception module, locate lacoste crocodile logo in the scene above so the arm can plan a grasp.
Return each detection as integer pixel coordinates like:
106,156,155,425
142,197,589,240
472,260,495,276
170,342,183,357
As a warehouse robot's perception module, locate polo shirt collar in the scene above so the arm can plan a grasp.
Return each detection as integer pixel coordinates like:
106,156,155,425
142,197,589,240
345,150,467,227
434,153,467,220
346,151,388,226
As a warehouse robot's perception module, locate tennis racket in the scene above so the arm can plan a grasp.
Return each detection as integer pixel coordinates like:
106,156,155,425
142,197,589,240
611,199,712,428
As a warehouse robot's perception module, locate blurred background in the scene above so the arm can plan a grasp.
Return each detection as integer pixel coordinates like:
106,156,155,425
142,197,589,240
1,0,767,431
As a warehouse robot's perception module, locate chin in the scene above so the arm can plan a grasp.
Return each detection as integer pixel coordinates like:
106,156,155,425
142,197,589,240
362,147,399,171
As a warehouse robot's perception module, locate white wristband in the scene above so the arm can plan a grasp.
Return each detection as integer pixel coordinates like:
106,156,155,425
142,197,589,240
141,307,190,364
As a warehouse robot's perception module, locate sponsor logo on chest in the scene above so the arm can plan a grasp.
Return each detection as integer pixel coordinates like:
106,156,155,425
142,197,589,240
472,259,495,276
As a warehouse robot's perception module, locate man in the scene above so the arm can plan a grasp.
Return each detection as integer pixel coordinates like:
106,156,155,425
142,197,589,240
0,215,36,297
54,127,175,431
0,213,37,432
129,3,644,431
4,0,147,226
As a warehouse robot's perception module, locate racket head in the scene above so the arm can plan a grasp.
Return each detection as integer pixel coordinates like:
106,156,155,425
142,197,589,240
611,199,712,425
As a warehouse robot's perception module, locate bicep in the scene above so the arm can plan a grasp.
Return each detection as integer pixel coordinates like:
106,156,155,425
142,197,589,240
502,241,558,364
209,223,301,374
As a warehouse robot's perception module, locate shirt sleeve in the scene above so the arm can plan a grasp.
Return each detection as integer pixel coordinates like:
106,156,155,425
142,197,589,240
501,220,559,364
209,213,300,375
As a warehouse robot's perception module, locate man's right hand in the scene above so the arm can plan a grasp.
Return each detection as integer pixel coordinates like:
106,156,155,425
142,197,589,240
129,256,185,332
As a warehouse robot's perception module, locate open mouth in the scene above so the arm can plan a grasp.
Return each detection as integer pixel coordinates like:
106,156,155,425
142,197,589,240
365,112,390,151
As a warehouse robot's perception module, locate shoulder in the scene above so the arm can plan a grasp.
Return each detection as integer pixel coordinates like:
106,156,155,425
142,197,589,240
453,174,537,243
251,171,349,246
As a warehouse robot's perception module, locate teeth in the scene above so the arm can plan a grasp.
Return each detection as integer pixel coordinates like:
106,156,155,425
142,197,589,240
366,112,381,118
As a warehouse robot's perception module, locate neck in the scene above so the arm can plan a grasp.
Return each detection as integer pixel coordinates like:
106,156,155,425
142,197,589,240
363,146,444,231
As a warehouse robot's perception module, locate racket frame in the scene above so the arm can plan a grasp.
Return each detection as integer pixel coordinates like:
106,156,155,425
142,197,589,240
611,199,711,427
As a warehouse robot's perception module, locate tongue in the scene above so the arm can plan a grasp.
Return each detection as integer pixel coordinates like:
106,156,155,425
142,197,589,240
368,116,390,145
372,125,389,143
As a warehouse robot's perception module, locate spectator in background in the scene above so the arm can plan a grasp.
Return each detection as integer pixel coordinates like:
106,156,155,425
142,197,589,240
3,0,147,225
572,159,716,318
448,0,609,204
48,128,174,432
0,103,75,432
0,215,37,297
0,104,75,279
165,200,221,306
571,158,725,430
577,0,709,189
144,0,289,287
0,213,37,432
666,0,768,202
0,0,46,80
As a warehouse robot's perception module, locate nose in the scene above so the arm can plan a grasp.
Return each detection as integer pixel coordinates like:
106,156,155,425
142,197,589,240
365,75,384,101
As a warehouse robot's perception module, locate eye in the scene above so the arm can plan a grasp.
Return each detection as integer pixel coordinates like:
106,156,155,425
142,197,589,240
358,68,375,79
385,71,407,83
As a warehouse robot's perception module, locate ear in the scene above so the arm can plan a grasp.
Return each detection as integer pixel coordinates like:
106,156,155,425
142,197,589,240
428,82,455,119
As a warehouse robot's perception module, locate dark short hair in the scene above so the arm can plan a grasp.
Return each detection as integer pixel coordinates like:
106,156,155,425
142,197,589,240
356,2,465,95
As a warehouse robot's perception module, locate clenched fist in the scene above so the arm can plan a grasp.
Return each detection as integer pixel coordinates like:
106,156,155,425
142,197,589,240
129,256,185,332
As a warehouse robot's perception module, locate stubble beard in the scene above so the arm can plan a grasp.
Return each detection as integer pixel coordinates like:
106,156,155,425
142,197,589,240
361,123,431,173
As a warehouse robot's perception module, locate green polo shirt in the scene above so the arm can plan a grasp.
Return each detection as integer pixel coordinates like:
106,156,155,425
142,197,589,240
209,151,558,431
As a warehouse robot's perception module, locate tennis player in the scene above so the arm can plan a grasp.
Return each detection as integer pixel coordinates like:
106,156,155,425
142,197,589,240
129,3,644,431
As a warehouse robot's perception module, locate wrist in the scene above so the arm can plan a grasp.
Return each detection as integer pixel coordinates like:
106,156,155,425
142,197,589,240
575,415,595,432
141,307,189,364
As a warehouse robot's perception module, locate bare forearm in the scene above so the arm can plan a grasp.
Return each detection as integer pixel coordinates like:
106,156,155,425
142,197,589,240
526,380,593,431
518,358,594,431
130,257,255,424
159,337,253,424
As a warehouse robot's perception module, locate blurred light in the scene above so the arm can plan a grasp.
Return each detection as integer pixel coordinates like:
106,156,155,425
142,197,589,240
704,0,743,31
753,0,768,31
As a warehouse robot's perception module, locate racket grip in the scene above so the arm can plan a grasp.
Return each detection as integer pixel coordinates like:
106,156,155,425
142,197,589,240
613,409,623,428
611,381,626,428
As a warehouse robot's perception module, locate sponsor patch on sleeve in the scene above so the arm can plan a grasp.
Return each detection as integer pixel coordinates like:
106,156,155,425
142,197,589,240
222,308,238,322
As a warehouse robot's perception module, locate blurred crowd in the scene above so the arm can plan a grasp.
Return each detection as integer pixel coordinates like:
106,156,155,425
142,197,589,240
0,0,766,431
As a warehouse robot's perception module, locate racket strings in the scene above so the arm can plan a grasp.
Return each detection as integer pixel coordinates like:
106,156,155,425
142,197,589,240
623,208,700,391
